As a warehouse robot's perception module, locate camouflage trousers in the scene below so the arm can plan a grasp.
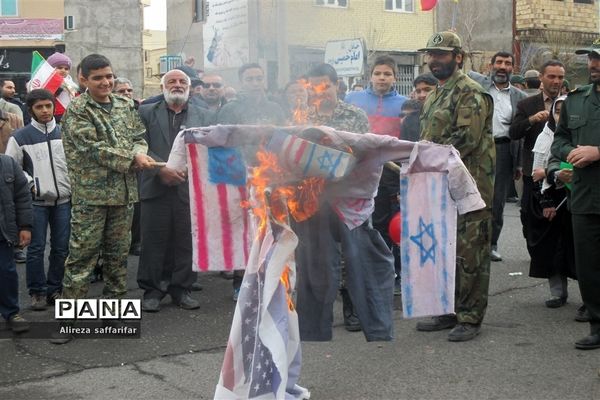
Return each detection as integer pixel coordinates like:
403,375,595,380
455,209,492,325
62,204,133,299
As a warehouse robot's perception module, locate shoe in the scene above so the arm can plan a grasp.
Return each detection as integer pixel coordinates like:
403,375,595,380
7,314,29,333
90,261,103,283
30,293,47,311
575,333,600,350
159,280,169,293
14,249,26,263
233,288,240,302
575,305,590,322
394,282,402,297
220,271,234,280
50,331,73,345
191,282,203,291
142,298,160,312
506,196,519,203
545,296,567,308
129,243,141,256
46,291,61,306
416,314,457,332
448,323,481,342
340,288,361,332
490,249,502,262
173,292,200,310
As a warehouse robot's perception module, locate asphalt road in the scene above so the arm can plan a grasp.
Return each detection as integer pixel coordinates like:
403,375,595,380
1,203,599,400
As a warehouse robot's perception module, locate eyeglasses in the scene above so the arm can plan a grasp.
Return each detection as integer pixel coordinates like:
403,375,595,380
202,82,223,89
116,88,133,93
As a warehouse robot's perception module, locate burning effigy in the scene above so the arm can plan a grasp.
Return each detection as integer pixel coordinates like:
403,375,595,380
166,125,485,399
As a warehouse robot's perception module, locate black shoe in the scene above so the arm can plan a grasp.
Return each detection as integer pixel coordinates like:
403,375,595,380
129,243,141,256
340,288,361,332
575,333,600,350
416,314,457,332
50,331,74,345
142,298,161,312
545,296,567,308
190,282,203,291
448,323,481,342
14,249,26,263
575,305,590,322
7,314,29,333
47,291,61,306
490,249,502,262
506,196,519,203
173,293,200,310
90,261,103,283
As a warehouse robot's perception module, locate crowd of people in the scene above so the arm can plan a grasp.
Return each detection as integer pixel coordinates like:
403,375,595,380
0,31,598,351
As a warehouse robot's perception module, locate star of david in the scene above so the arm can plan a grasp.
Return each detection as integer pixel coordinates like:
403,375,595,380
409,217,437,265
317,150,335,173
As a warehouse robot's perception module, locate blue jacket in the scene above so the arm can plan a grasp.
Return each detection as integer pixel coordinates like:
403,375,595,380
345,87,406,138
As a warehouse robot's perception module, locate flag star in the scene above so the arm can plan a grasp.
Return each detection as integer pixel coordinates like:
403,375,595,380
265,359,270,366
253,307,258,313
243,281,251,288
262,372,267,379
269,367,273,373
254,383,260,392
245,318,252,325
244,335,250,342
246,353,252,361
266,380,271,386
245,301,252,308
256,364,262,371
260,350,264,357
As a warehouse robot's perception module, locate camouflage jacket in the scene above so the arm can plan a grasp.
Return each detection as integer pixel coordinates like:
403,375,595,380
308,100,370,134
420,70,495,209
216,93,285,125
61,92,147,206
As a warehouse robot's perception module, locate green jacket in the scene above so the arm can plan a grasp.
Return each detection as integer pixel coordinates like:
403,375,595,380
61,92,147,206
552,84,600,214
420,69,495,209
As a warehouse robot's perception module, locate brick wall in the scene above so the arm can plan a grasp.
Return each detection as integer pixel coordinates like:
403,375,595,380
516,0,598,33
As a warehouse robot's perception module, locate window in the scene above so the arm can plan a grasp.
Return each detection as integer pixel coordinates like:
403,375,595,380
0,0,18,16
574,0,593,4
315,0,348,8
385,0,414,12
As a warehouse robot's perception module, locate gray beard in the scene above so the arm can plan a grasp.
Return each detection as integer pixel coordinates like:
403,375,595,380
492,72,511,84
163,89,189,106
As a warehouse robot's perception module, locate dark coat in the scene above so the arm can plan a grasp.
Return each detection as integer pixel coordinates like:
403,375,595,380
138,100,215,202
509,92,546,176
0,154,32,245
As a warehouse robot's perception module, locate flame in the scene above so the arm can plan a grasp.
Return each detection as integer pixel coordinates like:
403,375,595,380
246,146,326,311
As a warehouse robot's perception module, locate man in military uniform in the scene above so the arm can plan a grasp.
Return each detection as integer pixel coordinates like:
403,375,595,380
55,54,153,343
551,39,600,350
416,32,495,341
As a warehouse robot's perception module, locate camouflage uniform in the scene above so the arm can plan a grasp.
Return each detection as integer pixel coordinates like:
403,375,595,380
420,34,495,325
308,100,370,134
61,93,147,299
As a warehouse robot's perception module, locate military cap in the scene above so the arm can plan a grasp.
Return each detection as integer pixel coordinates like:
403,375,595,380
510,75,525,85
575,37,600,56
524,70,540,79
418,31,462,52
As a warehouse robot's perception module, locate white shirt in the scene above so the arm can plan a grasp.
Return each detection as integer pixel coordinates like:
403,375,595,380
489,84,512,139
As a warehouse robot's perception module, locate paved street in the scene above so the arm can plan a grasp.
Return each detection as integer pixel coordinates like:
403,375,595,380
1,203,599,400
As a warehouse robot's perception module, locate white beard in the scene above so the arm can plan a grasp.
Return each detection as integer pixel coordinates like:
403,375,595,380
163,88,189,106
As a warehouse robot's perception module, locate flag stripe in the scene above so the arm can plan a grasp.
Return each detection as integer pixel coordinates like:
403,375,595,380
240,186,250,264
284,135,298,164
217,183,234,269
294,140,307,165
188,144,210,271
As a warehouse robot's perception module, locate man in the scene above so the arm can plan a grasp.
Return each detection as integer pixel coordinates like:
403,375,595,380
469,52,527,262
1,79,28,124
114,77,139,109
509,60,566,307
199,73,227,111
413,73,438,104
417,31,495,342
551,39,600,350
5,89,71,311
217,63,284,300
298,63,394,339
510,75,527,91
345,55,406,295
523,69,542,96
137,69,214,312
56,54,154,344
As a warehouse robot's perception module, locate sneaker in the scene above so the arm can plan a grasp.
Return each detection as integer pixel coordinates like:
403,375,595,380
233,288,240,302
50,322,74,344
416,314,457,332
190,282,203,291
545,296,567,308
30,293,47,311
14,249,26,263
340,288,361,332
7,314,29,333
394,280,402,296
142,298,160,312
172,292,200,310
575,333,600,350
46,291,61,306
575,304,590,322
448,323,481,342
490,248,502,262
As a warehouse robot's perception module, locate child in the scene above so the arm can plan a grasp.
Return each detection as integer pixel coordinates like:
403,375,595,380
0,153,32,333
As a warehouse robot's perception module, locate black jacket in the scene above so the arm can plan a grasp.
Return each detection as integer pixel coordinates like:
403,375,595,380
0,154,32,245
509,92,546,176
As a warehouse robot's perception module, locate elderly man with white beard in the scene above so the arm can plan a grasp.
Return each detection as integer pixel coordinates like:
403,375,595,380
137,69,215,312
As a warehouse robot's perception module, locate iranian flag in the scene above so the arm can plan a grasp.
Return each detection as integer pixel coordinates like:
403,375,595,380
29,51,63,93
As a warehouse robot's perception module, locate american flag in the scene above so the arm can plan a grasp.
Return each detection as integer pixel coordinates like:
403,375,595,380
214,207,310,399
186,143,252,272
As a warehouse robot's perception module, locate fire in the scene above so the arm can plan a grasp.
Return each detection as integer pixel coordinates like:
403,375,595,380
246,146,325,311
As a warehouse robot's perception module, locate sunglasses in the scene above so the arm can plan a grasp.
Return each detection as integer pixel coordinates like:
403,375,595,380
202,82,223,89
